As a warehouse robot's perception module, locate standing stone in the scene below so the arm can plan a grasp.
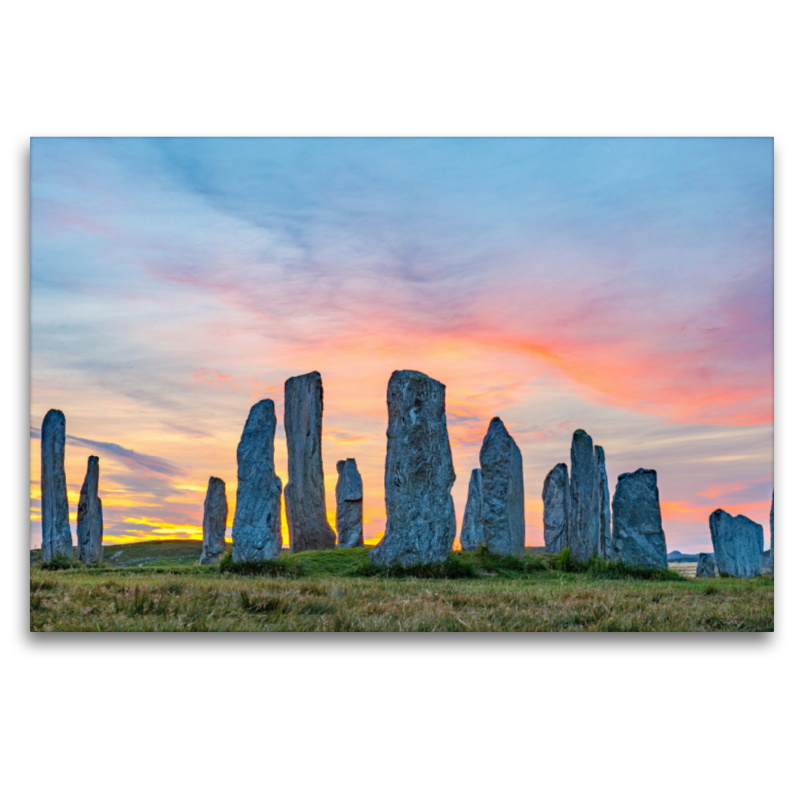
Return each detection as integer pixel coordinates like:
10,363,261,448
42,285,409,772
232,399,283,562
370,370,456,566
459,468,484,552
40,409,72,563
568,429,601,563
696,553,716,578
769,491,774,571
480,418,525,557
200,477,228,565
610,468,668,570
336,458,363,548
542,463,569,554
595,445,612,558
77,455,103,565
709,509,764,578
284,371,336,552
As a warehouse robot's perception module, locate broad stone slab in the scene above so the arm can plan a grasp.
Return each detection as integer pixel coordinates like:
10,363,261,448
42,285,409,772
542,463,569,554
370,370,456,567
284,371,336,552
232,399,283,562
480,418,525,557
41,409,73,563
568,429,601,563
77,455,103,565
595,445,612,558
336,458,364,548
459,468,484,552
200,477,228,565
709,509,764,578
696,553,716,578
610,468,668,571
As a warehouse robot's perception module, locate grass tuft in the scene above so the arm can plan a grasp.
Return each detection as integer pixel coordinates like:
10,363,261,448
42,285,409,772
351,553,480,579
219,552,304,577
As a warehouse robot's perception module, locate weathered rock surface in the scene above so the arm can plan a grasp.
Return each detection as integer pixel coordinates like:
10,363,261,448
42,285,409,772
568,429,601,563
41,409,73,563
769,491,774,571
77,455,103,565
709,509,764,578
370,370,456,566
200,477,228,565
284,371,336,552
610,468,668,570
542,463,569,554
232,399,283,562
480,418,525,557
595,445,612,558
336,458,363,548
459,468,484,552
696,553,716,578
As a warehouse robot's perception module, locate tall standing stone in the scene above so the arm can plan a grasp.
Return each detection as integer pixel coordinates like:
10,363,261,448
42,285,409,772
77,455,103,565
284,371,336,552
709,509,764,578
696,553,716,578
200,477,228,565
568,429,601,563
595,445,612,558
543,463,569,554
40,409,72,563
336,458,363,548
480,418,525,557
459,468,484,552
370,370,456,566
610,468,668,570
232,399,283,562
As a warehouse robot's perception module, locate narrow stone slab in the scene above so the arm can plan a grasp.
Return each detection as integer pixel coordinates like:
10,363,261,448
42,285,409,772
696,553,716,578
232,399,283,562
77,455,103,565
200,477,228,565
595,445,612,558
41,409,73,562
336,458,364,548
568,429,600,563
709,509,764,578
480,418,525,557
542,463,569,554
459,468,484,552
370,370,456,566
284,371,336,552
610,468,668,570
769,491,774,571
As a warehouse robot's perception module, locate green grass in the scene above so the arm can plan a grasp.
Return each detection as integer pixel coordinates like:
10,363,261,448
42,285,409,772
29,539,773,632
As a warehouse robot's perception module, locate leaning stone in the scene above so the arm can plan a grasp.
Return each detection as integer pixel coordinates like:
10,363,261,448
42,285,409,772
77,455,103,565
595,445,612,558
542,463,569,554
709,509,764,578
336,458,363,548
370,370,457,566
480,418,525,557
41,409,73,562
284,371,336,552
610,468,668,570
696,553,716,578
200,477,228,565
459,468,484,552
232,399,283,562
568,429,601,563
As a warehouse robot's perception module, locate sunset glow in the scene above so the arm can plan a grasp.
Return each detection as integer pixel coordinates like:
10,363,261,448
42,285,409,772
30,138,773,552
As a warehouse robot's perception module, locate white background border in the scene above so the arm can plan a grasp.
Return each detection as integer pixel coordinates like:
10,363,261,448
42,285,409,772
3,2,795,798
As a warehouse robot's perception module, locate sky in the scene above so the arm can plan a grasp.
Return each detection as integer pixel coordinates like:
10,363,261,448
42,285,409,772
29,137,774,553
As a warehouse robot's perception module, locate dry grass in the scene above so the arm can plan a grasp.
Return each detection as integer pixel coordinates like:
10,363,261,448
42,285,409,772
29,564,773,632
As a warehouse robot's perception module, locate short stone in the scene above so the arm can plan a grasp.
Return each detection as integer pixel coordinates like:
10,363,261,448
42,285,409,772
709,509,764,578
77,455,103,565
200,477,228,565
542,463,569,554
336,458,364,548
696,553,716,578
459,468,484,552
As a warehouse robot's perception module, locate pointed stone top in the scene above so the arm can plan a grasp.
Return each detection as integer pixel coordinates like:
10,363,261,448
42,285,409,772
488,417,508,434
246,398,276,423
594,444,605,458
573,428,590,439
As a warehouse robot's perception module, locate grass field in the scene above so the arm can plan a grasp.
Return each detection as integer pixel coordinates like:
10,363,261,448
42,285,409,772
29,540,773,632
